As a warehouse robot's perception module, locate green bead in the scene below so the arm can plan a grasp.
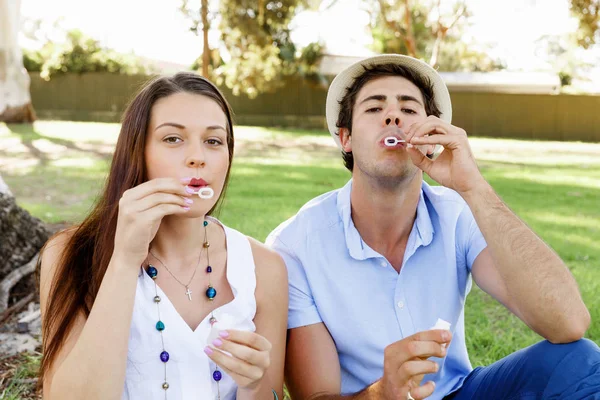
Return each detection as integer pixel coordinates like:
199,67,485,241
203,221,208,227
156,321,165,331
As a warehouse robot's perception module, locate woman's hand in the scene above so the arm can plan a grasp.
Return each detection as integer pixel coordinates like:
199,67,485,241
113,177,194,265
205,330,272,390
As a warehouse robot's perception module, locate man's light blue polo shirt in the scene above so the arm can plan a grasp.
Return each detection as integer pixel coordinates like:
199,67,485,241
266,179,488,399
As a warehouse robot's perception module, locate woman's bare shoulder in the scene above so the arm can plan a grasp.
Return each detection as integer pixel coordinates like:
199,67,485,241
39,227,77,304
247,237,288,295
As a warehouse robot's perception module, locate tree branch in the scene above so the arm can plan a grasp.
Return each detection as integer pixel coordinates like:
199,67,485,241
0,253,39,314
402,0,417,57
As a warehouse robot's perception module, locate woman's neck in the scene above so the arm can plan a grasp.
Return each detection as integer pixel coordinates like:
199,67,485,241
148,214,219,273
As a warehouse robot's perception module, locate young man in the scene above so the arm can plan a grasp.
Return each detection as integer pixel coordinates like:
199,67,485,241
266,55,600,400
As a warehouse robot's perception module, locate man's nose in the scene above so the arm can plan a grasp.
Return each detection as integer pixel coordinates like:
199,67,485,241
385,116,400,126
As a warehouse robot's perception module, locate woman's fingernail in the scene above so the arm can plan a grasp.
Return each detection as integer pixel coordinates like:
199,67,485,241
204,346,213,355
182,206,190,211
219,331,229,338
213,339,223,347
407,143,414,149
185,186,196,194
181,177,192,183
184,198,194,204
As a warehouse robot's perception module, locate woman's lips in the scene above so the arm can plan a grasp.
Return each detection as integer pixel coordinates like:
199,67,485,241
189,178,208,187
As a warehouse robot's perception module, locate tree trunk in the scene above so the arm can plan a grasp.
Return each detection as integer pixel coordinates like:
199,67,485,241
201,0,210,78
402,0,417,57
0,0,36,123
0,176,51,314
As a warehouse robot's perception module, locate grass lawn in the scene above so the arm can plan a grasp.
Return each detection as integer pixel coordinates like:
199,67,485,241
1,121,599,397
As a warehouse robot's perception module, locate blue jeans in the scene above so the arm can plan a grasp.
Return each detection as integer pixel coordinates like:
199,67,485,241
444,339,600,400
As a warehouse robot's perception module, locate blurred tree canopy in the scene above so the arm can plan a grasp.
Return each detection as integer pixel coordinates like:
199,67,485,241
23,29,151,80
180,0,324,97
368,0,504,71
570,0,600,48
217,0,308,97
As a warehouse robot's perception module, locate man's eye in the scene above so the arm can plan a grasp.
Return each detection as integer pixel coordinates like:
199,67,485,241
164,137,182,143
403,108,416,114
366,107,381,113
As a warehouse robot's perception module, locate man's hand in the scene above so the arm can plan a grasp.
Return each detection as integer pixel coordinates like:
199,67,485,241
405,116,486,195
375,329,452,400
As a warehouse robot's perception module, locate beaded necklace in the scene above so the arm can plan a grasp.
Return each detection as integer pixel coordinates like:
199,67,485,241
145,219,222,399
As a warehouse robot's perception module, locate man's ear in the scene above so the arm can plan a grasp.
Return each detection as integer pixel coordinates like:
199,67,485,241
339,128,352,152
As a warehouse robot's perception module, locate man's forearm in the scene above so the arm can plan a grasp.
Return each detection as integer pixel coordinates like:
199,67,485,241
462,181,590,342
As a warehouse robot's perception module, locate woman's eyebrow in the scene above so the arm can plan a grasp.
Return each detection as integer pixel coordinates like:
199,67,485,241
154,122,185,131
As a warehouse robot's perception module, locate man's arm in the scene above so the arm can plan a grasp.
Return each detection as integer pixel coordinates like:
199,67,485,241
465,181,590,343
286,323,447,400
286,323,372,400
405,117,590,344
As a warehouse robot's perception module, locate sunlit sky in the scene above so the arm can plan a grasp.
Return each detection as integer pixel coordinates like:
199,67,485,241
19,0,598,72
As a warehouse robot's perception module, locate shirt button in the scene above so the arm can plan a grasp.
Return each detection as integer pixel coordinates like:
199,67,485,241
397,301,404,309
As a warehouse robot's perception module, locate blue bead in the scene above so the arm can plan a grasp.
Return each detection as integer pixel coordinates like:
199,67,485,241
206,286,217,299
156,321,165,331
213,370,222,381
204,221,208,227
206,266,212,273
147,265,158,279
160,351,169,362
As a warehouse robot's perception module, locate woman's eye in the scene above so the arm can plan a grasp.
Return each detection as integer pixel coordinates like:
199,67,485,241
206,139,223,145
164,136,182,144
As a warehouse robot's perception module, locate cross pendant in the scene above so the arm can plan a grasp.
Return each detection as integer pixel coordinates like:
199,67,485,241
185,287,192,301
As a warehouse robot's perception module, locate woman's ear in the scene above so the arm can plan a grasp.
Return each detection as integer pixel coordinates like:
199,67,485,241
339,128,352,152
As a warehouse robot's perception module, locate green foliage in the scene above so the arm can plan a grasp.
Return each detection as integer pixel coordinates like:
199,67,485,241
296,41,327,85
22,48,44,72
370,2,431,56
190,49,223,73
178,1,325,96
22,30,151,80
368,0,504,72
216,0,303,97
434,41,506,72
535,34,593,87
570,0,600,48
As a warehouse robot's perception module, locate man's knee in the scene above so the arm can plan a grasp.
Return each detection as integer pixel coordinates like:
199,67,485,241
537,338,599,359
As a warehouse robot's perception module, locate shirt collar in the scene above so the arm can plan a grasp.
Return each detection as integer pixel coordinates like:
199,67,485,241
337,179,435,261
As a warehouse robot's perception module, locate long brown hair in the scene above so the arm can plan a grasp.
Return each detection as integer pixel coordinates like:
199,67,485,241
38,72,235,389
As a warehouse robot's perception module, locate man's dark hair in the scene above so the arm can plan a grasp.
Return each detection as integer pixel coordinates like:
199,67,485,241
336,63,442,171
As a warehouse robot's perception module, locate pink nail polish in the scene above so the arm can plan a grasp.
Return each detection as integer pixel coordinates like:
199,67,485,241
181,177,192,183
219,331,229,338
213,339,223,347
184,198,194,204
182,206,190,211
204,346,213,355
185,186,196,194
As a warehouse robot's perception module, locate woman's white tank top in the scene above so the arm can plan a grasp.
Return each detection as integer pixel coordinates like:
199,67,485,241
122,219,257,399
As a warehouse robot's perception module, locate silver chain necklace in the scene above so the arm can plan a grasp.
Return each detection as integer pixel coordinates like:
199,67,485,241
149,247,204,301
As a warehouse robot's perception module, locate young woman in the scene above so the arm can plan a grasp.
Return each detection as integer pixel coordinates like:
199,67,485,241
38,73,288,399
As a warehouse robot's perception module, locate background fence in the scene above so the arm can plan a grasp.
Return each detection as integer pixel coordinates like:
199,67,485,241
29,73,600,142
